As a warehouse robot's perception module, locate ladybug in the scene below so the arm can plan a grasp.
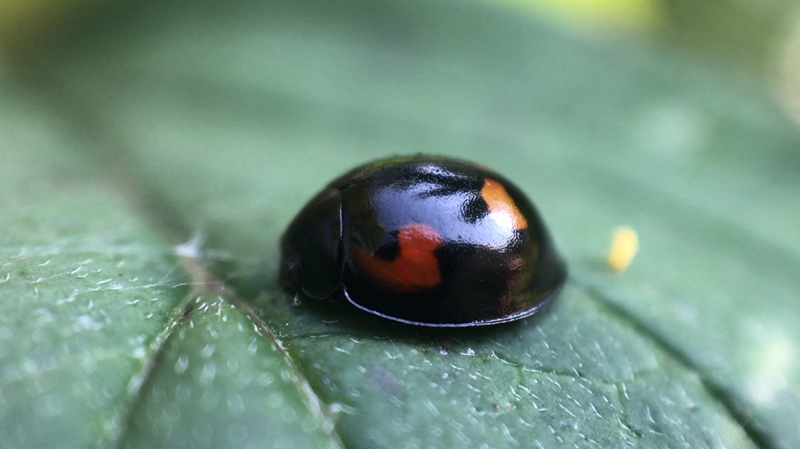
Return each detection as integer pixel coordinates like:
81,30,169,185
280,155,566,327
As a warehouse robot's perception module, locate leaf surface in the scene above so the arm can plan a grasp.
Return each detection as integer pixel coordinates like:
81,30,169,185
2,0,800,448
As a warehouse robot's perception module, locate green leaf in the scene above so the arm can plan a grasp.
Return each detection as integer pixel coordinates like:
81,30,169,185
2,0,800,448
118,293,339,449
0,72,339,448
0,92,187,447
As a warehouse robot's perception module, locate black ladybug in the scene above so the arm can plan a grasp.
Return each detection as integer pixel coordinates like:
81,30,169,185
280,156,566,327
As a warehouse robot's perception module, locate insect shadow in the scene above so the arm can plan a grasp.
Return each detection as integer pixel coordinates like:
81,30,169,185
290,289,555,346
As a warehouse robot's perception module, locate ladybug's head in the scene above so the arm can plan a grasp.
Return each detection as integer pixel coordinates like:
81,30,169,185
279,242,302,290
279,187,343,300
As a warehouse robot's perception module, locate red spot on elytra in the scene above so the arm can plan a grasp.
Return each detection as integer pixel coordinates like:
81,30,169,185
481,178,528,230
355,223,443,292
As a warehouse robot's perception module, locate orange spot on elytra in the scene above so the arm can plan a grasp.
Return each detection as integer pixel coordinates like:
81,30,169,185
481,178,528,230
354,223,443,292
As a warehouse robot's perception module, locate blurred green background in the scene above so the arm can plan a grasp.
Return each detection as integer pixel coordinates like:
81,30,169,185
1,0,799,448
3,0,800,119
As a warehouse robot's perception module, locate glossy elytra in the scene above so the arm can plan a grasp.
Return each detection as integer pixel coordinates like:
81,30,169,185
280,156,566,327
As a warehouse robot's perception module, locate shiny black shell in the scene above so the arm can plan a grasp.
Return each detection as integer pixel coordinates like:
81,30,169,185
280,155,566,327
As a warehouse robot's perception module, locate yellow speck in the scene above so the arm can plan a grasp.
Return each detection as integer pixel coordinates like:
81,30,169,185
606,226,639,273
